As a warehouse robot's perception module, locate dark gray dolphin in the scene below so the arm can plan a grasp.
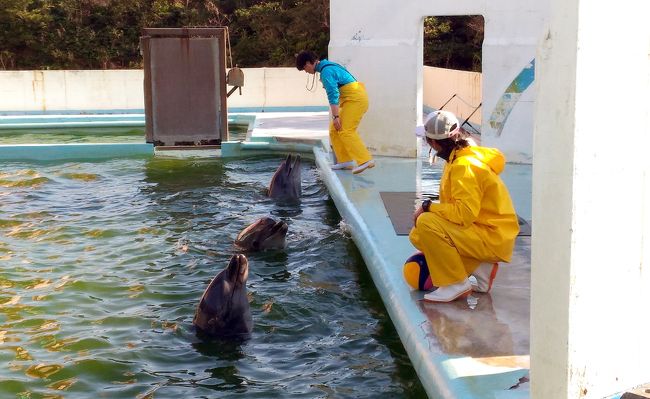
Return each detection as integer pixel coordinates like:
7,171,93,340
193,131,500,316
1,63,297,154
235,217,288,251
193,254,253,338
268,154,301,200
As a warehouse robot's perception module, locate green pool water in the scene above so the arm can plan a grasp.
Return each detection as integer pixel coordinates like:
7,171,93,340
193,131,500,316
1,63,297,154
0,155,426,398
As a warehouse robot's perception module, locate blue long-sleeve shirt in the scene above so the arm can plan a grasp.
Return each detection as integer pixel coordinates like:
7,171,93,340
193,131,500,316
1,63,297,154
315,59,356,105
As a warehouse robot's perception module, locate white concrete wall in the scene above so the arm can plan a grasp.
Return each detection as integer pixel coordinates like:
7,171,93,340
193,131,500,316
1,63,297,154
0,67,481,124
0,70,144,112
226,67,327,108
531,0,650,397
0,66,479,122
330,0,547,161
481,2,547,164
0,68,326,112
423,66,481,125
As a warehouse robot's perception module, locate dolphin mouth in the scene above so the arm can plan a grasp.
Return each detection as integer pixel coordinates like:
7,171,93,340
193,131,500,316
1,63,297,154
288,155,301,172
235,217,289,251
269,220,289,236
228,254,249,286
237,218,286,242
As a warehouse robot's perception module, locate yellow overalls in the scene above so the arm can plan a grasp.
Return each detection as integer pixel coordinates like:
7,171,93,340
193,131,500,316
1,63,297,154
329,82,373,166
408,146,519,286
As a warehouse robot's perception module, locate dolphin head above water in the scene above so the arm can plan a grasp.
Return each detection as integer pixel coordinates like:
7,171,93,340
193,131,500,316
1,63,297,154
193,254,253,338
235,217,288,251
268,154,301,200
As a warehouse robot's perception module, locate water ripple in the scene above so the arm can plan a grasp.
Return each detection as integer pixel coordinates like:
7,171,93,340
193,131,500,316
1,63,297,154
0,156,426,398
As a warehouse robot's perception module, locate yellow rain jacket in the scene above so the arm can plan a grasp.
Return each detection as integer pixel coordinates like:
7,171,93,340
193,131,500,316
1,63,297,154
409,146,519,286
430,146,519,261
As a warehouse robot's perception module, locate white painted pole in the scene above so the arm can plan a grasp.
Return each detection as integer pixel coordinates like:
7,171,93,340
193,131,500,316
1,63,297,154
531,0,650,397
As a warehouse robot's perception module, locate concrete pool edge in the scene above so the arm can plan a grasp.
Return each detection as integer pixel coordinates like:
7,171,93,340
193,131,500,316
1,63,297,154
312,146,530,399
0,137,321,162
0,109,315,131
0,143,154,161
221,137,324,158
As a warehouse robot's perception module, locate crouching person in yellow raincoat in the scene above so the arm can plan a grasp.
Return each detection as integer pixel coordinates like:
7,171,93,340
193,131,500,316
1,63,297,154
406,111,519,302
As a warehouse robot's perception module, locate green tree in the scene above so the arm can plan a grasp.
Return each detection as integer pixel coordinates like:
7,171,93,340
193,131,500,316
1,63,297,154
424,15,484,72
0,0,52,68
0,1,481,71
231,0,328,67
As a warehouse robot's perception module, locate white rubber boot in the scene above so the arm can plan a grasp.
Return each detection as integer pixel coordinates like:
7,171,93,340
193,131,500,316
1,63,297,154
470,263,499,293
423,278,472,302
352,160,375,174
331,161,355,170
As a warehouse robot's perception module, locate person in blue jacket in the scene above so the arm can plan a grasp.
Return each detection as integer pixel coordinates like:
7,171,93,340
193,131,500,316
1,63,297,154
296,50,375,174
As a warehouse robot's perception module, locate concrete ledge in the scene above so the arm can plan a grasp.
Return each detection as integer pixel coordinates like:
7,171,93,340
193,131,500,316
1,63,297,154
229,106,329,113
0,113,255,131
221,137,322,158
0,143,153,161
0,121,145,130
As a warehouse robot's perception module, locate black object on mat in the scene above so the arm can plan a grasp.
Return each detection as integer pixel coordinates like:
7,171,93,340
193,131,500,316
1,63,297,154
380,191,532,237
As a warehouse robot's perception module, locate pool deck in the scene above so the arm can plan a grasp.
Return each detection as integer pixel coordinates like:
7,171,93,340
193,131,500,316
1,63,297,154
0,110,532,398
247,112,532,399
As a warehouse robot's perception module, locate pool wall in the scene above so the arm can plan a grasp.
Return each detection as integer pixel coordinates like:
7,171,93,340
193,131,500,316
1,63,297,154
0,112,260,131
0,69,327,113
0,143,154,161
0,67,477,124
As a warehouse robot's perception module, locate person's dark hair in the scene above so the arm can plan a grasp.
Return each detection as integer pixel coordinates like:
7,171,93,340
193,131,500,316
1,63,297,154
428,137,470,162
296,50,318,71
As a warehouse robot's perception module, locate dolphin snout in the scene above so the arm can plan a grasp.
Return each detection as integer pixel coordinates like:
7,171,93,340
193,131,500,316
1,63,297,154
235,217,288,251
271,220,289,235
268,153,302,201
228,254,249,286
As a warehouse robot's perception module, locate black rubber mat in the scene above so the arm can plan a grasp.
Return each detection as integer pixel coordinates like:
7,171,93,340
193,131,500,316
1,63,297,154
379,192,423,236
380,191,531,236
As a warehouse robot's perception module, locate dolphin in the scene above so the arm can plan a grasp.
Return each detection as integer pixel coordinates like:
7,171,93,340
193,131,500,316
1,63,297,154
193,254,253,338
235,217,288,251
268,154,301,200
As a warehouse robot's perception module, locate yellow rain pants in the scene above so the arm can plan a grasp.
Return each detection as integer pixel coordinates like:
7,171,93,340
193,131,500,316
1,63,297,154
408,146,519,287
329,82,373,165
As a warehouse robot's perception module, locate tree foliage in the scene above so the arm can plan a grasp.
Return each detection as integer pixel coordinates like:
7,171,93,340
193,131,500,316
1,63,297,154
0,1,481,71
424,15,484,72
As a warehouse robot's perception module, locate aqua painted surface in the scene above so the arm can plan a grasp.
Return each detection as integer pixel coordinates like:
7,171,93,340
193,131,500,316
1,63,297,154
0,143,154,161
221,139,319,158
488,59,536,137
0,108,323,129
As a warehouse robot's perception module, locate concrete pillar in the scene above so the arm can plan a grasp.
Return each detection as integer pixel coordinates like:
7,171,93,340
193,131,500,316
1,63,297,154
531,0,650,397
329,0,546,162
329,0,425,158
